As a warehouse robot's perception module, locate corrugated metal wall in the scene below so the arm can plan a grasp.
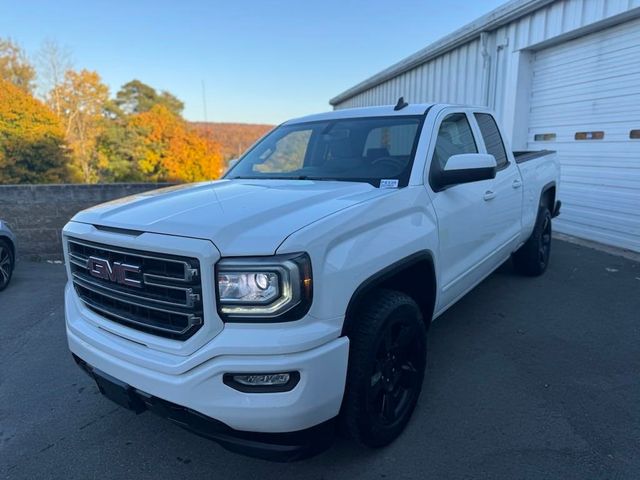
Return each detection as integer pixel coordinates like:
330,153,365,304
335,39,486,110
493,0,640,124
333,0,640,251
507,0,640,51
335,0,640,124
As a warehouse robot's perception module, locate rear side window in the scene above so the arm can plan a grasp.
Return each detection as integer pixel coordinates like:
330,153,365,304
474,113,508,169
432,113,477,169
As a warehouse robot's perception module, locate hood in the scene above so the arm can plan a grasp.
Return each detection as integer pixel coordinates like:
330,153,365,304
71,179,390,255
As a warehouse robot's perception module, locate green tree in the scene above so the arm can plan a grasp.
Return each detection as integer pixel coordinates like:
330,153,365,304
96,115,144,182
115,79,183,116
0,38,36,93
0,79,70,183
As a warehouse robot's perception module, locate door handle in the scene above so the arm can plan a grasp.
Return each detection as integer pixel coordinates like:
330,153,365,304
512,179,523,189
483,190,496,201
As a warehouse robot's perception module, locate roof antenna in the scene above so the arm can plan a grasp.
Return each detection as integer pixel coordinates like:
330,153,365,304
394,96,409,111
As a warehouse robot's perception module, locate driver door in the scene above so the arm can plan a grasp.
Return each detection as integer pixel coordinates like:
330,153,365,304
427,110,501,311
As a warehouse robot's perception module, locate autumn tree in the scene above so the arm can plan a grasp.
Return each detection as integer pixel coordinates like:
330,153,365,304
0,38,36,93
36,39,73,116
0,36,224,185
0,79,70,183
51,69,109,182
115,80,184,116
129,104,223,182
191,122,273,161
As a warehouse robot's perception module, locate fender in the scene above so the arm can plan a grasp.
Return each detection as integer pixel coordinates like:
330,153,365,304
342,250,437,336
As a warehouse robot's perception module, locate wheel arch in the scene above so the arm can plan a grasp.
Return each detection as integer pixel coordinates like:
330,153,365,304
0,235,15,260
540,182,556,210
342,251,437,336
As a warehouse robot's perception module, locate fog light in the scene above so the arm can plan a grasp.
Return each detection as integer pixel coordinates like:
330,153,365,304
223,371,300,393
235,373,290,386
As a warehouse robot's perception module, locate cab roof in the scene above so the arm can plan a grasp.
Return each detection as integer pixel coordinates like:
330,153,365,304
283,103,435,125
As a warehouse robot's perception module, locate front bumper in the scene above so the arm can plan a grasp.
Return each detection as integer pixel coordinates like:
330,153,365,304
66,281,349,459
68,321,349,431
73,355,335,461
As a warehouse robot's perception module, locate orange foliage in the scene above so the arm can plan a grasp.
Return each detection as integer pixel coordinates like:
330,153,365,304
191,122,273,161
0,79,70,183
131,105,224,182
52,69,110,182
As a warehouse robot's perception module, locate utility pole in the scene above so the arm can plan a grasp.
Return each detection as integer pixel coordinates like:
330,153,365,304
201,80,208,123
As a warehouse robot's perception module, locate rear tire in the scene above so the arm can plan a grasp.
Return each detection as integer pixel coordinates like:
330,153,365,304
0,239,14,291
340,289,427,447
513,206,552,277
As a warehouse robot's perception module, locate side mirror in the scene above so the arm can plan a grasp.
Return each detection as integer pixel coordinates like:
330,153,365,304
435,153,496,190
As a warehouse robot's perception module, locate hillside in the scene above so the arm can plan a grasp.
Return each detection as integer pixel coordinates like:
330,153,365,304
191,122,274,161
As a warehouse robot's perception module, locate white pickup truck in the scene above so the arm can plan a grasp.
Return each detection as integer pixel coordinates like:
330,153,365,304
63,101,560,461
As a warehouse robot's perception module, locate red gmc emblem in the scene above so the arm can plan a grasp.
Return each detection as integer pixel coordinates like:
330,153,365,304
86,256,142,288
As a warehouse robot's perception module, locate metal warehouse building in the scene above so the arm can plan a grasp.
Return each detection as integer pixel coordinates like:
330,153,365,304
330,0,640,252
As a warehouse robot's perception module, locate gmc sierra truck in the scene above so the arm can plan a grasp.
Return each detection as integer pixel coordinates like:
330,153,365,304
63,101,560,461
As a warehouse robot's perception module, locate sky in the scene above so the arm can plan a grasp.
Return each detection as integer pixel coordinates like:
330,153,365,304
0,0,506,124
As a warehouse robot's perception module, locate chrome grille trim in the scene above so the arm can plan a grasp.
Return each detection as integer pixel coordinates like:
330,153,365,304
67,237,204,340
79,295,200,336
68,252,88,268
72,273,199,309
67,238,198,283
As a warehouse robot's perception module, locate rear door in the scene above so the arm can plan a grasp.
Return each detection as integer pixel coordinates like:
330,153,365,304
473,112,523,258
427,109,504,310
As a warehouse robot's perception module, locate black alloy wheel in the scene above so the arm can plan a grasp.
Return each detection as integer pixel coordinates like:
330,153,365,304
538,213,552,269
513,206,552,277
341,289,427,447
368,313,424,428
0,240,14,291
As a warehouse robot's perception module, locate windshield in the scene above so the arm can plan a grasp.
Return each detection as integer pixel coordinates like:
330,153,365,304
225,116,423,187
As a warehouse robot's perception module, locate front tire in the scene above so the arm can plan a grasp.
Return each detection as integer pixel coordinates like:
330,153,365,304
340,289,427,447
513,206,552,276
0,239,14,291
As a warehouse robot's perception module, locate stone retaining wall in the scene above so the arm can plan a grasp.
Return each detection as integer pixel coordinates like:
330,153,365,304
0,183,175,259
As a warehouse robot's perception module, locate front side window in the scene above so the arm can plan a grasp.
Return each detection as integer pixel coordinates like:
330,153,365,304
226,116,423,187
474,113,508,168
431,113,477,170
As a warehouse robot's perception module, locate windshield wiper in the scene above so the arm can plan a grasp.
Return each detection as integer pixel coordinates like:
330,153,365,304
230,175,313,180
229,176,378,186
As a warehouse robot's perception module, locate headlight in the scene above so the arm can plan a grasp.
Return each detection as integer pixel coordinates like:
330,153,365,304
216,253,312,321
219,271,280,304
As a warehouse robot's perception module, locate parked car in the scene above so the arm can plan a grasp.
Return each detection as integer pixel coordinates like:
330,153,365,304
0,219,16,291
63,101,560,461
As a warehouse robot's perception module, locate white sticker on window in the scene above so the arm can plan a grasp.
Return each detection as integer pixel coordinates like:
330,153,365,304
380,179,399,189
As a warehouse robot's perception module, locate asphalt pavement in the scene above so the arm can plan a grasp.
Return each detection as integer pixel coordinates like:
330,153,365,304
1,239,638,479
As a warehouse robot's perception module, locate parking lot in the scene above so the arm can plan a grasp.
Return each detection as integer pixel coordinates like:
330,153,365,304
1,239,638,479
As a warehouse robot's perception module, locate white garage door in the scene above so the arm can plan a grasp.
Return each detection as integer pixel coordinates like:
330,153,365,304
527,17,640,252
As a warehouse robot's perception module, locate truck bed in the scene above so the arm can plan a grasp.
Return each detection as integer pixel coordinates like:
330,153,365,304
513,150,555,164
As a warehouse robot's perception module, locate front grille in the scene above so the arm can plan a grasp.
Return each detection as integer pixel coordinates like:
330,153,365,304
67,237,204,340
